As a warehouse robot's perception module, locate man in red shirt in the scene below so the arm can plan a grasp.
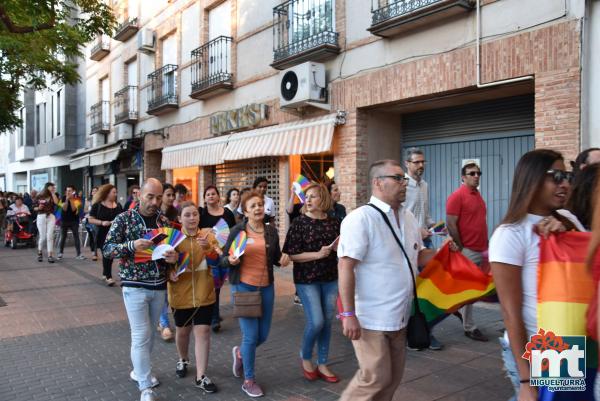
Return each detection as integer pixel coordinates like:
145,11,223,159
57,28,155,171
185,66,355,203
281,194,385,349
446,161,489,342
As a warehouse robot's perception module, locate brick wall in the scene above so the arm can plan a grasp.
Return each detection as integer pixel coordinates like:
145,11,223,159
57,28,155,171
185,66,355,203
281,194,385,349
331,20,582,208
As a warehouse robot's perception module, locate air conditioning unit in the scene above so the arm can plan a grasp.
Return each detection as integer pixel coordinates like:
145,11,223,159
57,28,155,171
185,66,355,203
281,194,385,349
114,123,133,141
279,61,329,110
137,28,155,54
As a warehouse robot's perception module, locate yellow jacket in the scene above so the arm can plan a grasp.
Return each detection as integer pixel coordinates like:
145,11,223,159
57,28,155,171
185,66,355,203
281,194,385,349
168,228,217,309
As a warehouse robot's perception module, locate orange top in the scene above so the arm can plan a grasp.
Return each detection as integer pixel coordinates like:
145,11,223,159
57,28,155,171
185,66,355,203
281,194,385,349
240,229,269,287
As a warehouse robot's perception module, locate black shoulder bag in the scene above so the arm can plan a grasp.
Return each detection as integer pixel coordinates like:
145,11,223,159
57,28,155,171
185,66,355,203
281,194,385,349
367,204,431,350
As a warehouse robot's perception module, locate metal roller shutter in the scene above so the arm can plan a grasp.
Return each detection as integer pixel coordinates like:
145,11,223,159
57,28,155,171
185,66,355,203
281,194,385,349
401,94,535,237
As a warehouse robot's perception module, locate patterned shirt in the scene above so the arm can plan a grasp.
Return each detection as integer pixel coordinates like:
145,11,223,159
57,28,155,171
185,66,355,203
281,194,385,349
283,214,340,284
404,175,434,230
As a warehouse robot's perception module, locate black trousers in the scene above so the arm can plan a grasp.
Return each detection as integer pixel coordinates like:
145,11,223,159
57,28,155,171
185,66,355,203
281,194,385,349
59,221,81,255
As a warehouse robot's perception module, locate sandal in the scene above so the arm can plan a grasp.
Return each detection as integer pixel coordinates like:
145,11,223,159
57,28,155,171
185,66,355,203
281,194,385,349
92,255,98,261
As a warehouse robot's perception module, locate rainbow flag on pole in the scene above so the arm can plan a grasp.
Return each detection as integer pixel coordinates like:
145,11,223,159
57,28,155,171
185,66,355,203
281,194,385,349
536,232,597,401
415,243,495,326
292,174,311,203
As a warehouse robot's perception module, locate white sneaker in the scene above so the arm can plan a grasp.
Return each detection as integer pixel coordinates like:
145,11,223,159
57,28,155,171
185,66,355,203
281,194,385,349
75,255,86,260
130,370,160,388
57,253,63,260
140,388,156,401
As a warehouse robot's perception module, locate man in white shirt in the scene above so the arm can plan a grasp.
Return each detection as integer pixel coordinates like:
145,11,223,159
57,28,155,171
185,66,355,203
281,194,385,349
403,147,444,350
338,159,435,401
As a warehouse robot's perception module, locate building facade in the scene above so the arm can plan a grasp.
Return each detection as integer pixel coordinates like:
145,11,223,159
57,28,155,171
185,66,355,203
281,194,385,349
2,80,84,194
78,0,595,233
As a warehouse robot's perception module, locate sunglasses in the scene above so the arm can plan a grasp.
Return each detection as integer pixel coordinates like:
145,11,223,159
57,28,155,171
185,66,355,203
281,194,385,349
466,171,482,177
546,169,573,184
377,175,410,183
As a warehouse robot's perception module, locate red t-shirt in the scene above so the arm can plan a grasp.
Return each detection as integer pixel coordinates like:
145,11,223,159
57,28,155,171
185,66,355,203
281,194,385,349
446,184,488,252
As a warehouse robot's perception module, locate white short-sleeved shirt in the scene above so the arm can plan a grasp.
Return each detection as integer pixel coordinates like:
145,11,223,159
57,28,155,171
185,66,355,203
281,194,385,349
488,210,584,337
338,196,423,331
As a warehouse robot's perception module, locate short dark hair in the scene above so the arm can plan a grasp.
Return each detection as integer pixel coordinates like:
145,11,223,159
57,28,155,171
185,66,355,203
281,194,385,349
163,183,174,192
203,185,220,197
174,183,188,195
461,163,480,176
405,147,424,162
567,163,600,229
572,148,600,172
225,188,240,204
66,185,76,192
252,177,269,188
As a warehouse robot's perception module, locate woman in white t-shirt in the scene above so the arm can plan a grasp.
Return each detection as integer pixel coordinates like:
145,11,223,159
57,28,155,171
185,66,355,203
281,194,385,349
489,149,583,401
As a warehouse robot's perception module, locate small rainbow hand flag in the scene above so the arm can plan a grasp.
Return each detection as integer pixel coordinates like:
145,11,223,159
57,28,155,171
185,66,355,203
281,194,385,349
143,227,186,248
212,218,230,248
292,174,311,203
429,221,447,235
175,252,190,276
229,231,248,258
54,204,62,226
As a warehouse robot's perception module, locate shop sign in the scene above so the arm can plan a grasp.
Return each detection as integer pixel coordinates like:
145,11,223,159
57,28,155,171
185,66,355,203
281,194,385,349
210,103,268,136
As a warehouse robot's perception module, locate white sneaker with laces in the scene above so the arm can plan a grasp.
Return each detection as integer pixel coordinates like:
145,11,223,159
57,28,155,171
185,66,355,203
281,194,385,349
140,388,156,401
130,370,160,388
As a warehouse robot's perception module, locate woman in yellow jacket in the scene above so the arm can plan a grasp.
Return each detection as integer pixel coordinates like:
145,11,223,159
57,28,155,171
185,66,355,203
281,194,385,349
169,201,221,393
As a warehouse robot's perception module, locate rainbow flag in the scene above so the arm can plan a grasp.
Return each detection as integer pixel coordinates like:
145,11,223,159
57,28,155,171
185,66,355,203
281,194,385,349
537,232,597,401
415,243,495,326
292,174,311,203
54,198,82,226
429,220,447,235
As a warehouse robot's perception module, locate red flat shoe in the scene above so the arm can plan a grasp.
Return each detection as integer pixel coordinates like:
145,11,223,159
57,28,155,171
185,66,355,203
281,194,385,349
301,362,319,381
317,369,340,383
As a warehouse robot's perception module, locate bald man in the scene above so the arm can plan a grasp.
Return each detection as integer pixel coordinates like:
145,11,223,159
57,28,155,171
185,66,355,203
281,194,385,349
103,178,178,401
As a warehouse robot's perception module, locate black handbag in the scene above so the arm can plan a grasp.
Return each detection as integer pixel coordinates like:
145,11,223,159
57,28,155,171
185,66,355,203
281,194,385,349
367,204,431,350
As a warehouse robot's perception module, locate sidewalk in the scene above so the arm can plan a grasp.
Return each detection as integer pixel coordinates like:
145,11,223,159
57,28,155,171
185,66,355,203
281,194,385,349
0,245,512,401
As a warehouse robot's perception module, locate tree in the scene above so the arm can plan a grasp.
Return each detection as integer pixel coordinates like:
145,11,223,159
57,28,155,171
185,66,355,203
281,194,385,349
0,0,115,133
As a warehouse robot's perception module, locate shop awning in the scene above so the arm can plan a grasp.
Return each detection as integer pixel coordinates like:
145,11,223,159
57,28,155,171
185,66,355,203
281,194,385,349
69,155,90,170
161,135,229,169
223,112,342,161
89,145,121,167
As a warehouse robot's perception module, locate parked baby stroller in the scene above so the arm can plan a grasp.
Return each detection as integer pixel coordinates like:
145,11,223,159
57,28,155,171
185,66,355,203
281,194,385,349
4,212,36,249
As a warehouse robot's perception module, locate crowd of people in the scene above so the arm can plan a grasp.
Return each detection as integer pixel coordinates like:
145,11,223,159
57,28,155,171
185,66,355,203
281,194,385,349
1,146,599,401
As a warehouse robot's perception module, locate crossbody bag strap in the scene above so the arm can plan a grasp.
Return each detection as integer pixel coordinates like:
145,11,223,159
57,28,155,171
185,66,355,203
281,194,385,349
367,203,421,313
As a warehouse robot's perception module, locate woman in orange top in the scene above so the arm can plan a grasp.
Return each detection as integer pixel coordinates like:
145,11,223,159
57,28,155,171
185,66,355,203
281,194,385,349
220,190,290,398
169,201,220,393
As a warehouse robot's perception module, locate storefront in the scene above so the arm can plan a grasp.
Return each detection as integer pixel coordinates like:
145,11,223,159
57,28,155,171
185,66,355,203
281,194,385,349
159,112,346,229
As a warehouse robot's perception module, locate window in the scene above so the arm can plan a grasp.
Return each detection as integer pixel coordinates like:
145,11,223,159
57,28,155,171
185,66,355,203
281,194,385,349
36,104,40,144
56,90,61,136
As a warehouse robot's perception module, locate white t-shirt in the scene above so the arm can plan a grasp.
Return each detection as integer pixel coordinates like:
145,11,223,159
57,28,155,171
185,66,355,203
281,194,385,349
488,210,584,337
338,196,423,331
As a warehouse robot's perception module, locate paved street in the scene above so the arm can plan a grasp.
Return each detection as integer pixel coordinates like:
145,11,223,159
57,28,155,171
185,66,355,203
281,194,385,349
0,245,512,401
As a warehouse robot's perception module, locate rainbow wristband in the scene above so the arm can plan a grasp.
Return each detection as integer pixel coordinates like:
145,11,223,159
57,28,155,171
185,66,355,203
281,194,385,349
336,311,355,319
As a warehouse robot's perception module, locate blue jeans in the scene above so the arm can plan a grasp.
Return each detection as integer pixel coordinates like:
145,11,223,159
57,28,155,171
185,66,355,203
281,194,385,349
231,282,275,380
499,335,520,401
295,281,338,365
122,287,165,391
159,293,170,328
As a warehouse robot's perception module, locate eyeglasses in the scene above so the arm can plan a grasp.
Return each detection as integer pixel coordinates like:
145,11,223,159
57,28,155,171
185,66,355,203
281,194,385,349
377,175,410,183
546,169,573,184
466,171,482,177
408,160,427,165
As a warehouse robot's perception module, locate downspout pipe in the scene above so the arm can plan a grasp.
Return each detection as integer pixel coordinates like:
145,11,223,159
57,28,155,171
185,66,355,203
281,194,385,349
476,0,534,88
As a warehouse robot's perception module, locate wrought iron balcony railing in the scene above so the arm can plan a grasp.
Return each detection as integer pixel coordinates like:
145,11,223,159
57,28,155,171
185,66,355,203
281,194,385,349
113,86,138,124
90,35,110,61
147,64,179,115
369,0,474,37
114,17,139,42
190,36,233,100
90,101,110,134
272,0,339,70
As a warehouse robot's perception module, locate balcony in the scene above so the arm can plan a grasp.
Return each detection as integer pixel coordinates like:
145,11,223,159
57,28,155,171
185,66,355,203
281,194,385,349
272,0,339,70
114,17,139,42
90,101,110,134
147,64,179,115
90,35,110,61
190,36,233,100
114,86,138,124
369,0,474,37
